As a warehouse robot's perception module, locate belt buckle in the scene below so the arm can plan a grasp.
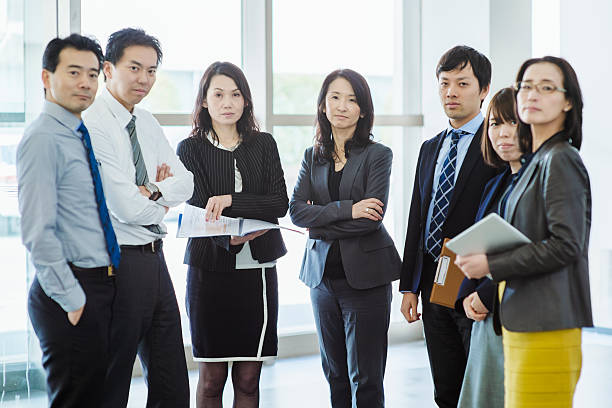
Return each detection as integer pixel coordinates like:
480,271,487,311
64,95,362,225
107,266,115,277
151,242,155,253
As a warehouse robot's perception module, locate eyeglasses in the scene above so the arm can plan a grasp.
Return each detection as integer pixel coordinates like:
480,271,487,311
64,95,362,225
514,81,567,94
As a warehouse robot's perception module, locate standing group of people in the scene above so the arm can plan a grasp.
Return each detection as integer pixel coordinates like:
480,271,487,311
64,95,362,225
17,26,591,408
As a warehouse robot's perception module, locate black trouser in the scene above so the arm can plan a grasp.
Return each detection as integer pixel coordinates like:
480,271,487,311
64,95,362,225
311,277,392,408
421,254,473,408
102,241,189,408
28,266,115,408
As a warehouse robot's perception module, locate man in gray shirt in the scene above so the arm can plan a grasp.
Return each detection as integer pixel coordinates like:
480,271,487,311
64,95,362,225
17,34,119,408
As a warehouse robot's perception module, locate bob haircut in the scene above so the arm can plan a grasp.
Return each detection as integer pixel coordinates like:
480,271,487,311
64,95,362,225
314,69,374,163
514,56,583,150
190,61,259,144
481,87,531,167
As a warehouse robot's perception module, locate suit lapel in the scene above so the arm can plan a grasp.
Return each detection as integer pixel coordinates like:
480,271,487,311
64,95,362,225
339,145,367,200
505,156,538,222
446,123,485,218
475,169,508,221
421,131,447,221
312,157,332,204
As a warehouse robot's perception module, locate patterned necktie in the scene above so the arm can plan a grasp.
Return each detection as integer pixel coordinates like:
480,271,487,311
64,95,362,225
126,116,162,235
77,122,121,268
426,129,463,260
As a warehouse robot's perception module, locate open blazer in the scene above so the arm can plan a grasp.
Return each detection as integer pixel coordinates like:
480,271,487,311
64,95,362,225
289,142,401,289
489,132,593,332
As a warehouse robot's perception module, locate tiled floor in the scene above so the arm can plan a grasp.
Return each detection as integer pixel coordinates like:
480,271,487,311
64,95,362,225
2,332,611,407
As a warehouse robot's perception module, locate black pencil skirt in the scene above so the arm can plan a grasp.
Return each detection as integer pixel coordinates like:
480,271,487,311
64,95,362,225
186,265,278,362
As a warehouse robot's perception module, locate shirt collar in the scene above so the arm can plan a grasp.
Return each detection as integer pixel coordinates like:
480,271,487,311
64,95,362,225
100,87,136,129
42,100,82,133
446,112,484,138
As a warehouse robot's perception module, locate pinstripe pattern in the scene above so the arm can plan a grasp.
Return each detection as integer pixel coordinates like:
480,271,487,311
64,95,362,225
176,132,288,272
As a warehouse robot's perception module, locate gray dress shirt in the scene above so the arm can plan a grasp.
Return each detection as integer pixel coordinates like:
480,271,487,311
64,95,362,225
17,101,111,312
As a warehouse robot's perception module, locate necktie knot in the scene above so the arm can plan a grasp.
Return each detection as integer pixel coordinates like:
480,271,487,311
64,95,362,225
126,116,136,133
450,129,463,144
78,122,88,136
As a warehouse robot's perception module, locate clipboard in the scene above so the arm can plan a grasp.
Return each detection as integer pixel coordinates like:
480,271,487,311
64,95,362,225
429,238,464,309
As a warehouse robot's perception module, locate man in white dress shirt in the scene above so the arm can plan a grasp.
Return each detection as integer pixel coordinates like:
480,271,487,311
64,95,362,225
84,28,193,408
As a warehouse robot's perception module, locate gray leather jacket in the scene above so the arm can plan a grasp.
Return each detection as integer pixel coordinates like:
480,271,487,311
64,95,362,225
489,133,593,332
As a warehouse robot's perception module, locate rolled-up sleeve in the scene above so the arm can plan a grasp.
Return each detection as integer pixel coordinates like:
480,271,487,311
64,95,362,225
17,132,85,312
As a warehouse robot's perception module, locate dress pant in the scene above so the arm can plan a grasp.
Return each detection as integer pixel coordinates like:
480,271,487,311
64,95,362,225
102,242,189,408
28,267,115,408
421,254,473,408
311,276,392,408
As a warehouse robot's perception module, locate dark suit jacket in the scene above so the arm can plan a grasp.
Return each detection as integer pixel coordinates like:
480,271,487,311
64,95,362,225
489,133,593,331
399,123,498,293
177,132,288,272
289,142,401,289
455,168,510,314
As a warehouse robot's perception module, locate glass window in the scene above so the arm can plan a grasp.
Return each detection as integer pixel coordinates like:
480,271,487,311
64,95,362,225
0,0,25,122
272,0,404,115
81,0,242,113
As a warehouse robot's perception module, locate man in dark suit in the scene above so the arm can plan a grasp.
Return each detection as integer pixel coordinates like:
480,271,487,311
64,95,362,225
399,45,497,408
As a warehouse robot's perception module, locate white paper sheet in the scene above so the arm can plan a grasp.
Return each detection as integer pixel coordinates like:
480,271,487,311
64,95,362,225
177,204,303,238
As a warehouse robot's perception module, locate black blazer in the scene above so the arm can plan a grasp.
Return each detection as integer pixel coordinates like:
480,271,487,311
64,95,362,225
399,123,498,293
489,133,593,331
289,142,401,289
455,168,510,314
176,132,288,272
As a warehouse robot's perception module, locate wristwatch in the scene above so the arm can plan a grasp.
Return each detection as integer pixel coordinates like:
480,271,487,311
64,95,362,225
145,182,162,201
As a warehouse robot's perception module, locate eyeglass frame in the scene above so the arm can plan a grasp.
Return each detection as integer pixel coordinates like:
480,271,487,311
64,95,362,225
514,81,567,95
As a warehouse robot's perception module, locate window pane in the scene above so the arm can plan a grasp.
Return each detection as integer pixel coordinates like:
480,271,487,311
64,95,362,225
81,0,242,113
0,0,25,122
272,0,404,115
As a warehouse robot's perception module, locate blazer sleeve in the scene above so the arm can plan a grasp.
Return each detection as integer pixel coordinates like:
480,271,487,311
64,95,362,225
399,143,426,291
307,145,392,240
229,133,288,219
489,147,590,281
289,147,353,228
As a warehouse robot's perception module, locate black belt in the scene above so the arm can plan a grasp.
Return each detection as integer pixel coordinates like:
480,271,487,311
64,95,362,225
120,239,163,253
69,263,115,277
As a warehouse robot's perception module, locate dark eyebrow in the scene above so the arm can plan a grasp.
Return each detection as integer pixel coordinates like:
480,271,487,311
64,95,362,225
328,91,356,97
66,64,84,69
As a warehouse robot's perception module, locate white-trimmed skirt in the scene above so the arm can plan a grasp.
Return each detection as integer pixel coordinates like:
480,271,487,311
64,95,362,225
186,265,278,362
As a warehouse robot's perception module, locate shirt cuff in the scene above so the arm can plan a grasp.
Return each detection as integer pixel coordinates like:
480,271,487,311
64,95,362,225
53,283,86,313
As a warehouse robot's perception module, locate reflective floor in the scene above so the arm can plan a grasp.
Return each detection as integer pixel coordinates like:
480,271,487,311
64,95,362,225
2,331,611,407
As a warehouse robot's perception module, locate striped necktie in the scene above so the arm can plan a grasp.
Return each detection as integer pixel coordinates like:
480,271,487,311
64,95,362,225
426,129,464,260
126,116,162,235
77,122,121,267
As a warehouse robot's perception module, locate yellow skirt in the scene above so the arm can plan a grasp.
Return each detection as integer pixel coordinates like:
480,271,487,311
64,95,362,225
499,282,582,408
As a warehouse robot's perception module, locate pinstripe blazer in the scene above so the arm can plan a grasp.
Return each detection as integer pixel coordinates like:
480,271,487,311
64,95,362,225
176,132,288,272
290,142,401,289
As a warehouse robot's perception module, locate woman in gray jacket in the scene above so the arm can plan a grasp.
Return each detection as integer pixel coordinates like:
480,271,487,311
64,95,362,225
456,56,592,407
289,69,401,408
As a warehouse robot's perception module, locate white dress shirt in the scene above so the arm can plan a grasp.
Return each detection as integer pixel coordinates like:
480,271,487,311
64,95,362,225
206,134,275,269
83,88,194,245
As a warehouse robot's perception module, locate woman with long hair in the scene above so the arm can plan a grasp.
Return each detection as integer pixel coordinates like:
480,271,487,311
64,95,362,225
456,87,531,408
177,61,288,408
289,69,401,407
456,57,592,407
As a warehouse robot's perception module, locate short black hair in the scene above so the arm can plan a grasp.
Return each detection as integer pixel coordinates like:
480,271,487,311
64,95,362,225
105,28,163,66
437,45,491,92
42,34,104,73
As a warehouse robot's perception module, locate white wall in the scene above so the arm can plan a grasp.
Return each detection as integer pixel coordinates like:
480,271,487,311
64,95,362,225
559,0,612,327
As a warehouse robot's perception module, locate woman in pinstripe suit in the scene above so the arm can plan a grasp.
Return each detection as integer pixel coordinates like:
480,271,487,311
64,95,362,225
177,61,288,408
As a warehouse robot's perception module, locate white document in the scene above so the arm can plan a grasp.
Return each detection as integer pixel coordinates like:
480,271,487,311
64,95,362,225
445,213,531,256
177,203,303,238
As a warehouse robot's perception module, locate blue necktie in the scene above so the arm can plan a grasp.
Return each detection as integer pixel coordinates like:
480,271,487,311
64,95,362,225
426,129,463,259
78,122,121,268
